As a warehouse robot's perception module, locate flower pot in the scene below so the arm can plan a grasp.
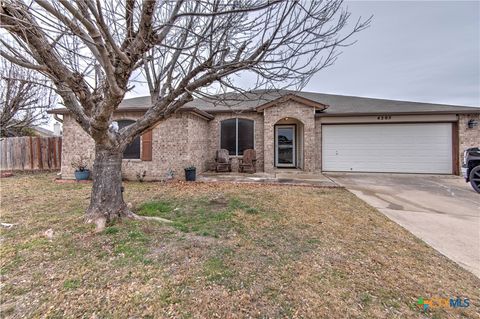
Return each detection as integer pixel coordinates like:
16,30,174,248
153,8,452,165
74,169,90,181
184,168,196,181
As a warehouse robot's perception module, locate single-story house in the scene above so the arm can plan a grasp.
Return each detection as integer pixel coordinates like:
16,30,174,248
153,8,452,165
49,90,480,180
2,125,56,138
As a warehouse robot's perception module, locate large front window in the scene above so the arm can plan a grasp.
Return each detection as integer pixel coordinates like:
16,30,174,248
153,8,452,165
117,120,140,159
220,118,254,156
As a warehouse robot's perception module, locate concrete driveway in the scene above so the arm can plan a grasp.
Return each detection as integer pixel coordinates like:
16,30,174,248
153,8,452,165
327,173,480,277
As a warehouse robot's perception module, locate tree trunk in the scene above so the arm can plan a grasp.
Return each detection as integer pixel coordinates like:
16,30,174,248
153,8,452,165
85,145,129,230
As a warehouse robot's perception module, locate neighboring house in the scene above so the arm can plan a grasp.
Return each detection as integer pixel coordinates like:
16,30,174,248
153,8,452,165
31,126,57,137
4,125,56,137
49,90,480,180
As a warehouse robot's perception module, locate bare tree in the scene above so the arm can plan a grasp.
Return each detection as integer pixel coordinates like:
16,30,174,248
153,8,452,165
0,0,370,230
0,60,54,137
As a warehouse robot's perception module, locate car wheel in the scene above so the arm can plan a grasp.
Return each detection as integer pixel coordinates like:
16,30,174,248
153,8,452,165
469,165,480,193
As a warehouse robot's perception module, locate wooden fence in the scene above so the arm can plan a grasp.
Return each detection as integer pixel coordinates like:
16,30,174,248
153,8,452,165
0,136,62,171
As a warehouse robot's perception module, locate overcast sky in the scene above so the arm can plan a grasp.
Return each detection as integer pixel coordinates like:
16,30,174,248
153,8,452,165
303,0,480,106
47,1,480,129
126,1,479,107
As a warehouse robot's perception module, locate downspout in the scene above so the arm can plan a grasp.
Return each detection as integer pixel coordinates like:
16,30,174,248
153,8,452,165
53,113,63,123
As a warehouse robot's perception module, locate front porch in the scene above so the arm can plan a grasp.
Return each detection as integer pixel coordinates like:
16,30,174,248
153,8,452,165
198,170,338,187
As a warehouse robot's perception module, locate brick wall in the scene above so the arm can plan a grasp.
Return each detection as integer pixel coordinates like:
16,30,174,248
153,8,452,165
61,112,210,181
314,117,322,171
186,113,210,173
263,101,316,172
62,107,476,179
459,113,480,168
61,114,96,179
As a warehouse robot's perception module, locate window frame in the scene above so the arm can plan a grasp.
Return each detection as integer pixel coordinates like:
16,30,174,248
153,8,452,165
220,118,255,156
274,124,296,168
116,119,141,160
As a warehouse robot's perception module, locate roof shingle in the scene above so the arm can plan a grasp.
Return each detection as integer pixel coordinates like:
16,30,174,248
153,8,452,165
50,89,480,115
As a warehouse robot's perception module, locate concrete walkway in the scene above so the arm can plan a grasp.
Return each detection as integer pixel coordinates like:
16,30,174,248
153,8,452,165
327,172,480,277
198,171,338,187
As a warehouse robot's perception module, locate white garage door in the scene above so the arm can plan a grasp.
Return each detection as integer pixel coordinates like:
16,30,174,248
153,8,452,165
322,123,453,174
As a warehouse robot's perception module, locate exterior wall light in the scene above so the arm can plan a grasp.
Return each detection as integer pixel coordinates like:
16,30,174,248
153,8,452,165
467,119,478,129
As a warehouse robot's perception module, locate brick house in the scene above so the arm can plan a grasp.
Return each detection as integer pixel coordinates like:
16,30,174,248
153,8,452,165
50,90,480,180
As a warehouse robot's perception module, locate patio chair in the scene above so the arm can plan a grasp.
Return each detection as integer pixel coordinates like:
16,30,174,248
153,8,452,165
239,149,256,173
215,149,232,172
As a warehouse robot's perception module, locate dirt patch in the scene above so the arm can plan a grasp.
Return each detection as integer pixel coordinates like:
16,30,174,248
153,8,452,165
208,195,230,211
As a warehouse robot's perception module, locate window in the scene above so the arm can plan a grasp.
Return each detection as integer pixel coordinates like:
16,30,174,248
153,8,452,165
117,120,140,159
220,118,254,155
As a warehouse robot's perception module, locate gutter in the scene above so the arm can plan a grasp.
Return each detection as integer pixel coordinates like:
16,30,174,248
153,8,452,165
177,107,214,120
47,107,214,121
47,108,147,114
315,110,480,117
47,109,69,114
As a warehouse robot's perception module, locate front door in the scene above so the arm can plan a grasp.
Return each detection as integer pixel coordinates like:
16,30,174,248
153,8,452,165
275,125,296,167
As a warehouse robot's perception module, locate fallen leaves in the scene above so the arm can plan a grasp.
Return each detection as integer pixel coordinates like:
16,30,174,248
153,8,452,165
0,173,478,318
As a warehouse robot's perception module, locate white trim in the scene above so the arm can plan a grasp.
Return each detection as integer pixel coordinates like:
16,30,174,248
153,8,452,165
275,125,296,168
320,114,457,124
321,123,453,173
117,119,141,160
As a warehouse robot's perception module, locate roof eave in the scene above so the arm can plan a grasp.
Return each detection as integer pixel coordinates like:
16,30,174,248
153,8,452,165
198,108,257,114
48,107,214,121
178,107,214,120
47,107,150,115
47,108,69,114
316,110,480,117
255,93,329,112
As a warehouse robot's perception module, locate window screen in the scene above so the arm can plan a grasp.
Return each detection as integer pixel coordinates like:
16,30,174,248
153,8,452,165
117,120,140,159
220,119,237,155
237,119,254,155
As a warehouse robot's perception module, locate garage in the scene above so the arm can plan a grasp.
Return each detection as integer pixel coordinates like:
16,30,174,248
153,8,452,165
322,123,453,174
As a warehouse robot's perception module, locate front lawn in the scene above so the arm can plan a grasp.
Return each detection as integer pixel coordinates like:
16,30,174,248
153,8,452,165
0,173,478,318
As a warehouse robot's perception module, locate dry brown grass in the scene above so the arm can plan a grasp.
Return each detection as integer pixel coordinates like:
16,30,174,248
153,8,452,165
0,173,479,318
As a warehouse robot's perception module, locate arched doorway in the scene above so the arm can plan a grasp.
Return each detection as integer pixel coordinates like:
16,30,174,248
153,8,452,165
274,117,304,169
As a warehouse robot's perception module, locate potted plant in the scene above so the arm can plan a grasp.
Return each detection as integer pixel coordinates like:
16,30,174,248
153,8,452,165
184,165,196,181
71,156,90,181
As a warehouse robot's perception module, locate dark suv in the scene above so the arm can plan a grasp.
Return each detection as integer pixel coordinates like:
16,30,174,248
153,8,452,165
462,147,480,193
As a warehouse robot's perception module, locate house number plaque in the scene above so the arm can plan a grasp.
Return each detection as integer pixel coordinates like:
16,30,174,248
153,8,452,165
377,115,392,120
